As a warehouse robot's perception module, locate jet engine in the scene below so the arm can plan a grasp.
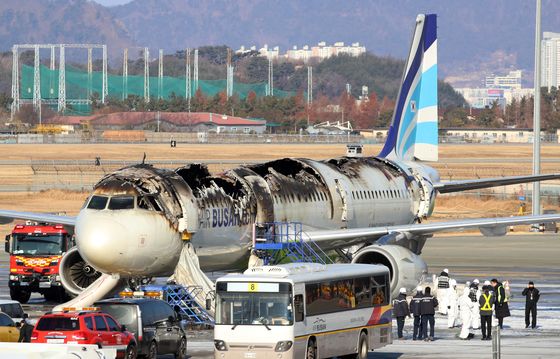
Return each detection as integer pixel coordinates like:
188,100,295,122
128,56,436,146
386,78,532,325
351,244,427,298
59,247,102,296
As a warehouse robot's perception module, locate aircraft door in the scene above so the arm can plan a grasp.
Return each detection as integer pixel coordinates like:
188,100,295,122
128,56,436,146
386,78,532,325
242,175,275,224
334,179,354,227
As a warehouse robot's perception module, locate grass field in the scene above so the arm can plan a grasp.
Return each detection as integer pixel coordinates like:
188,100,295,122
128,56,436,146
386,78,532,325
2,143,560,161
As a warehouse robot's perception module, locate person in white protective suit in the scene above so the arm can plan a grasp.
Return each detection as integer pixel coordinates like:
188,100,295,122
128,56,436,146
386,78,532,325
458,286,475,339
433,268,450,314
470,279,481,330
447,279,458,328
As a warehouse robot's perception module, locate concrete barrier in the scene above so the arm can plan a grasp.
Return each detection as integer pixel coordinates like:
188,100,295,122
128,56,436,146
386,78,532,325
17,134,44,144
0,342,117,358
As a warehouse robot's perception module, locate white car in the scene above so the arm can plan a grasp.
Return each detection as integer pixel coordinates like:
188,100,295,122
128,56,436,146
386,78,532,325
0,299,26,323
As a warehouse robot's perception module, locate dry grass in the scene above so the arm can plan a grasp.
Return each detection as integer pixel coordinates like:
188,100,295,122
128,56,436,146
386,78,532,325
2,143,560,162
0,143,380,161
433,195,525,219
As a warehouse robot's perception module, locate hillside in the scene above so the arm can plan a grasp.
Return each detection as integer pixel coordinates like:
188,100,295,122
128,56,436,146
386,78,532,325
0,0,134,51
0,0,559,85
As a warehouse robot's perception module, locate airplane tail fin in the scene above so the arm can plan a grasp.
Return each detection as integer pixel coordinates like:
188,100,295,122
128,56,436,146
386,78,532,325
379,14,438,162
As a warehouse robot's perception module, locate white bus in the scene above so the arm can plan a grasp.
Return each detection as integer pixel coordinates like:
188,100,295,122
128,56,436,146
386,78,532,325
213,262,392,359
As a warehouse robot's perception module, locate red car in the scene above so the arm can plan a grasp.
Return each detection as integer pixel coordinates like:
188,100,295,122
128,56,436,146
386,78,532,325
31,308,137,358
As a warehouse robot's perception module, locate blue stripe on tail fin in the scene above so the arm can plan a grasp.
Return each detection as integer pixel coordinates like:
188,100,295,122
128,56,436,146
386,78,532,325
379,14,438,162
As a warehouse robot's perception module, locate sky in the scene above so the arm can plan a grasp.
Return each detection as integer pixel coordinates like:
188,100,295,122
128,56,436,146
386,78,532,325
91,0,132,6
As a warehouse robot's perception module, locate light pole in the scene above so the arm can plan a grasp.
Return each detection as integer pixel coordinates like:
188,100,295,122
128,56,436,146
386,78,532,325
532,0,542,216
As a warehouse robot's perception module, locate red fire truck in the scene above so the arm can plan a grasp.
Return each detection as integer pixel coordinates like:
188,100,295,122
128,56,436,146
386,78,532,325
4,222,73,303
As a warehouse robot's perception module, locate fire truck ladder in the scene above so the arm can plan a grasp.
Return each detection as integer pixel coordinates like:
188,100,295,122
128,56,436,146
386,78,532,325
252,222,333,265
140,284,214,326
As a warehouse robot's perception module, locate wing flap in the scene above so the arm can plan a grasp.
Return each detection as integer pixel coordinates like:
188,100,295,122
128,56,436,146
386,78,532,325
0,210,76,226
303,214,560,249
434,173,560,194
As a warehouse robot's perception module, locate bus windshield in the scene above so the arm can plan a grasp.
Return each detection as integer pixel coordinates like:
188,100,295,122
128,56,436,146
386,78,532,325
216,285,293,326
12,234,65,255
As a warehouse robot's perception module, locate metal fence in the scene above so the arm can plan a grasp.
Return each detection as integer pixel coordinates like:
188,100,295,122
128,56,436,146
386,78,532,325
0,132,370,145
2,132,559,145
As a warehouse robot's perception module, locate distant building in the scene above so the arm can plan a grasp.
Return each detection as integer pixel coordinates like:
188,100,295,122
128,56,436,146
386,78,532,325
286,45,312,62
442,128,546,144
485,70,522,89
361,128,547,144
235,42,366,63
258,44,280,60
457,69,533,109
46,112,267,134
456,87,534,109
542,32,560,89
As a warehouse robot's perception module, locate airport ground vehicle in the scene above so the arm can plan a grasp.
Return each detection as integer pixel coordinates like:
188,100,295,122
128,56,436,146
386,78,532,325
31,308,137,358
96,296,187,359
0,312,20,342
214,263,392,359
5,222,72,303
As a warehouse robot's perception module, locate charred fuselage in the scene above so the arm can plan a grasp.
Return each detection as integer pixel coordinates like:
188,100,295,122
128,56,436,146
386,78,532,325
71,157,436,279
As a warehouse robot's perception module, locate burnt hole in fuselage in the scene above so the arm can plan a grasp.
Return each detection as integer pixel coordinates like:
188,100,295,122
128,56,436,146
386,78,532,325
175,163,212,190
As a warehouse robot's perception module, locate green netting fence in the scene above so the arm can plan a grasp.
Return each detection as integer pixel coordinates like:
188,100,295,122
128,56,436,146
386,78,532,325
20,64,297,114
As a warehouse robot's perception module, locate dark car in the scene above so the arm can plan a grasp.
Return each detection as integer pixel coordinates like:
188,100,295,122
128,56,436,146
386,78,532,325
95,298,187,359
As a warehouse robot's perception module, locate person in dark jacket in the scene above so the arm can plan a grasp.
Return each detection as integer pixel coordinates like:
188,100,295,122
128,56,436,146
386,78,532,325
409,286,424,340
479,284,495,340
18,319,33,343
522,281,540,329
420,287,438,341
491,278,510,329
393,287,410,339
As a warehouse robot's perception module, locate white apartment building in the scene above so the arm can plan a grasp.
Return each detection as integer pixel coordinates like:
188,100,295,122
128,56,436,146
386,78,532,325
542,32,560,89
485,70,522,89
236,42,366,63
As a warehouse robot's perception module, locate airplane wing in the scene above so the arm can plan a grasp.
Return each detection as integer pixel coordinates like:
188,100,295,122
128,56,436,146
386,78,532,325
0,210,76,226
304,214,560,249
434,173,560,194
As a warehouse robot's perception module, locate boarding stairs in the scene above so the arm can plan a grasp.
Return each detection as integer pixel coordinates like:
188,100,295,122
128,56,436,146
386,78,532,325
140,284,214,326
252,222,333,265
165,243,216,326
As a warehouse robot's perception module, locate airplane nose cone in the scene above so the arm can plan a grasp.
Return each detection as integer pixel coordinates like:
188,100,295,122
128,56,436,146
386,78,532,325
76,212,127,273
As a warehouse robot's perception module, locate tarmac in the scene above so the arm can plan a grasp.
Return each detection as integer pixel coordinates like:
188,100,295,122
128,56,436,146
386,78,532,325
1,234,559,358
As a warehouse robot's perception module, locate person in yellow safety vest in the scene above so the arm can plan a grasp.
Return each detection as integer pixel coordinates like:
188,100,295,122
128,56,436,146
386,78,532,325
479,283,495,341
491,278,510,329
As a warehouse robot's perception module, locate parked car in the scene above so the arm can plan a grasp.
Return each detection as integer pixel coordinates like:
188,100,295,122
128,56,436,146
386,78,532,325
0,300,25,322
96,297,187,359
0,312,19,342
31,308,137,358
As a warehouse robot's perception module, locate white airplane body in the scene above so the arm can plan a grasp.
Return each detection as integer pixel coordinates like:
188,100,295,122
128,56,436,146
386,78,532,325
2,14,560,304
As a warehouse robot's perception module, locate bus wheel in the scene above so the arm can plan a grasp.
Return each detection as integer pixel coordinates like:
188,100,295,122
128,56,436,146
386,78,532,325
306,339,317,359
356,332,368,359
10,288,30,304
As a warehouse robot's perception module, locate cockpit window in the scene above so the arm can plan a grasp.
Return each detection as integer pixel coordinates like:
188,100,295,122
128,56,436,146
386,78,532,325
137,195,163,212
147,196,163,212
87,196,109,210
108,196,135,210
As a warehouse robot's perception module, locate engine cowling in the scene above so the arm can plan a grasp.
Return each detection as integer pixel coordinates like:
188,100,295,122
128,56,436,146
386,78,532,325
59,247,102,296
351,244,427,299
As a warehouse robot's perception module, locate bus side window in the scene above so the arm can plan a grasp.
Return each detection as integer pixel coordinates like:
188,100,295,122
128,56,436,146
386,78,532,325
294,295,304,322
371,275,389,306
